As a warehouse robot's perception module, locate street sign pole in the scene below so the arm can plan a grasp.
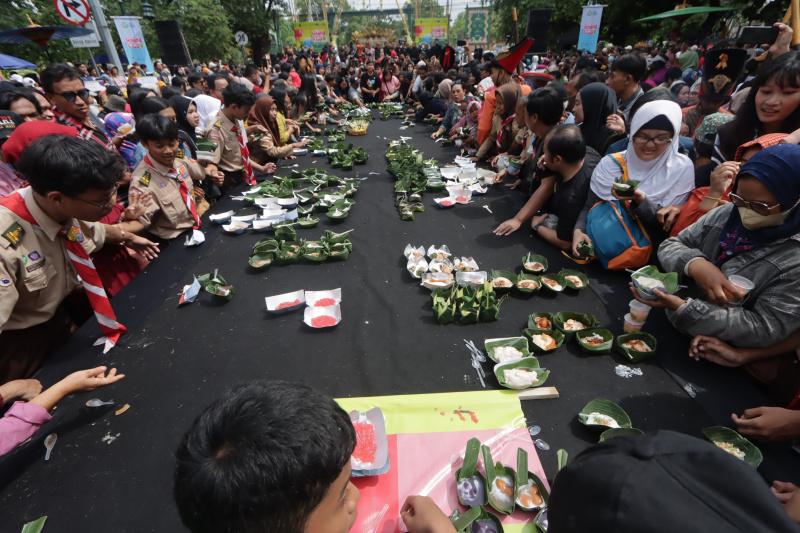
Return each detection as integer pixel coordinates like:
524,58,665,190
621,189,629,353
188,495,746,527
85,0,124,74
235,31,249,66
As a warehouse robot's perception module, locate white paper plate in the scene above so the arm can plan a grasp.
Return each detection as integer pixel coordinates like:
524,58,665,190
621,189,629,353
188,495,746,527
265,289,305,313
303,304,342,327
349,408,389,473
305,288,342,307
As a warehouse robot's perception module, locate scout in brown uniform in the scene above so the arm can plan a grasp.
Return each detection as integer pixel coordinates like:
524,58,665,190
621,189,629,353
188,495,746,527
0,136,159,381
204,83,256,193
122,115,224,241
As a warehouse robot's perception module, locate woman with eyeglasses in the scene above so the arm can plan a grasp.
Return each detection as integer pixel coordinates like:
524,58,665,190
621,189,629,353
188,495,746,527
572,100,695,255
632,144,800,351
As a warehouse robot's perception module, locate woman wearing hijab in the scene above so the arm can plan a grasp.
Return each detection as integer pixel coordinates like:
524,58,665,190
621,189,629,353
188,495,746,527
635,143,800,350
193,94,222,134
573,82,624,154
449,99,482,152
103,113,137,170
432,80,469,140
476,83,521,160
247,97,309,173
670,80,690,107
572,100,695,252
169,95,200,159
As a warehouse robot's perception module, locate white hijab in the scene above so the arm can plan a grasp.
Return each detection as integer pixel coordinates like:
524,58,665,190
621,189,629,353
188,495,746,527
590,100,694,207
193,95,222,133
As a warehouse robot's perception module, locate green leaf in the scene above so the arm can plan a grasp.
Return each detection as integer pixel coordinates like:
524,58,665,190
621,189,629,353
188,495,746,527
578,399,633,430
702,426,763,468
615,332,658,363
557,449,568,472
21,516,47,533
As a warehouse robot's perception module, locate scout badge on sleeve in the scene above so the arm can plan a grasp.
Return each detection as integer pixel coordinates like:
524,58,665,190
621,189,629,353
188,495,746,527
139,171,151,187
1,222,24,248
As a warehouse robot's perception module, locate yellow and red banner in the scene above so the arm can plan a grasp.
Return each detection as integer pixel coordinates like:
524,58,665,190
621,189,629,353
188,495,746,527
293,21,329,47
337,390,548,533
414,17,448,45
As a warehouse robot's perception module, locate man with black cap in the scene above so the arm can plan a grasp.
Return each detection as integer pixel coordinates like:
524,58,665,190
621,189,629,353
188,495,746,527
682,48,747,138
548,431,800,531
477,37,535,147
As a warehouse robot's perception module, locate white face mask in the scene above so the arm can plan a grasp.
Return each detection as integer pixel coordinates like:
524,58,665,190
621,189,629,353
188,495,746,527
738,199,800,230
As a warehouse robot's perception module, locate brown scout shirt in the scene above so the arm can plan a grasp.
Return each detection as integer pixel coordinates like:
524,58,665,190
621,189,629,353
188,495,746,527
204,111,243,172
0,188,105,332
129,156,205,240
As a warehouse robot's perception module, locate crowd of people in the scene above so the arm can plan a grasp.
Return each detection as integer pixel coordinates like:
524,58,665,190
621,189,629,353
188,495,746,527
2,18,800,532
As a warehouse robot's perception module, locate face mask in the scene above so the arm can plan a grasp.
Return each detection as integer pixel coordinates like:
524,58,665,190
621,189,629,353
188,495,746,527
738,200,799,230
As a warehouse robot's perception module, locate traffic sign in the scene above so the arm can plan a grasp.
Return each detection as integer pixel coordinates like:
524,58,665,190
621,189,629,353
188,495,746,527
235,31,249,46
55,0,91,26
70,19,99,47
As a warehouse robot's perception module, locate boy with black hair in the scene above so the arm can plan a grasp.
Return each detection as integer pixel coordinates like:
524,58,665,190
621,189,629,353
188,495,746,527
530,124,601,250
494,87,563,236
0,136,159,381
606,54,646,121
205,83,257,193
124,115,224,241
360,60,380,103
174,380,456,533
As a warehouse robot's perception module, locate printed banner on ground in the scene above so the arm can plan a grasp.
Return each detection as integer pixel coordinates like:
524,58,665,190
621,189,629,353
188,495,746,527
466,9,490,45
414,17,448,45
337,390,547,533
577,5,604,52
293,21,329,47
112,16,153,73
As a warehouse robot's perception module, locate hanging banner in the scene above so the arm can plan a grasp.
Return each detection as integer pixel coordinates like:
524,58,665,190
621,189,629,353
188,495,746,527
466,9,490,45
293,21,329,48
577,5,604,52
112,16,154,73
414,18,448,45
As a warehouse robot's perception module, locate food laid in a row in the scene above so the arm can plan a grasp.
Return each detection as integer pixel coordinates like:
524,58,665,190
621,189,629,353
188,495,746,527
387,141,444,221
249,229,353,269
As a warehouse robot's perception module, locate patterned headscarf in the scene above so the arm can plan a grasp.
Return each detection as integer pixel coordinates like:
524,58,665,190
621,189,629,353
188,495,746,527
103,113,137,170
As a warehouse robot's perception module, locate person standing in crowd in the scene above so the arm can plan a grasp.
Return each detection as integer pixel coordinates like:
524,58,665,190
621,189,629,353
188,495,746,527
205,83,256,193
605,54,646,122
42,64,120,152
208,74,229,103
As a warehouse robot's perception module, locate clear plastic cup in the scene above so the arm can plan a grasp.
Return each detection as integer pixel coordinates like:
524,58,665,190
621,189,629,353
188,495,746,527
628,300,651,323
727,275,754,306
623,313,645,333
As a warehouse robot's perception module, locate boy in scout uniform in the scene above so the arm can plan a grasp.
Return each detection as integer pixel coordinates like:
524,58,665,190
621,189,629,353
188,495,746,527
0,135,159,381
123,114,224,241
205,82,256,193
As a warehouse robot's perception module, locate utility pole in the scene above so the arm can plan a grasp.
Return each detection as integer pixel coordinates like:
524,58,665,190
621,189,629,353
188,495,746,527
85,0,123,73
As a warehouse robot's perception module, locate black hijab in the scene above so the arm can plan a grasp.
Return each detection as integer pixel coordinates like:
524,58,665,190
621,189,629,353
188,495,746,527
169,95,198,158
578,82,618,154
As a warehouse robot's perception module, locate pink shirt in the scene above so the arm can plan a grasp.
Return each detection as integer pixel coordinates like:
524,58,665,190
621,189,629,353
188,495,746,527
0,401,51,456
0,163,26,199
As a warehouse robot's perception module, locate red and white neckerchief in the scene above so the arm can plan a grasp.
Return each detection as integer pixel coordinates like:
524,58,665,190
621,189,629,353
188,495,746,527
53,110,116,152
496,113,516,151
231,120,256,186
0,189,127,353
143,155,201,229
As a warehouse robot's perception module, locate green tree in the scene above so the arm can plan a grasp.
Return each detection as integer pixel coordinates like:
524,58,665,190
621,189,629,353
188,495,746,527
218,0,290,63
168,0,233,61
450,10,466,41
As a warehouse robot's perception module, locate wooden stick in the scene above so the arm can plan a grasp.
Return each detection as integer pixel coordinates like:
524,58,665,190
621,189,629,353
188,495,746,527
517,387,559,400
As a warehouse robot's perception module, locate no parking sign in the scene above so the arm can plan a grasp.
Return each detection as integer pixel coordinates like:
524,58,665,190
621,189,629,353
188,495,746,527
54,0,91,26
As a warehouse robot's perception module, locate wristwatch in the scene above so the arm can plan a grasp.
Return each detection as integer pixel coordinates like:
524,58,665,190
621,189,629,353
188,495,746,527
533,224,542,234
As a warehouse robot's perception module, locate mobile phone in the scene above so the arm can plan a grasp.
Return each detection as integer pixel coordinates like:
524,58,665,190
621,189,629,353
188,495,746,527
457,40,467,46
737,26,779,45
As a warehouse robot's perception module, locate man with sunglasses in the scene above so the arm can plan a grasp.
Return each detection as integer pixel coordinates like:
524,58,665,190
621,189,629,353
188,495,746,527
0,135,159,382
41,63,118,152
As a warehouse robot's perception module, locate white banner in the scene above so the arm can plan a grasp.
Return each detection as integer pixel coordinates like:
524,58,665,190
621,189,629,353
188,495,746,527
112,16,153,72
577,5,604,52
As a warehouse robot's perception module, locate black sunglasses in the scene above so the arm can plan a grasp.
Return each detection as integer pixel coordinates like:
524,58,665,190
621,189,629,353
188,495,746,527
53,88,90,102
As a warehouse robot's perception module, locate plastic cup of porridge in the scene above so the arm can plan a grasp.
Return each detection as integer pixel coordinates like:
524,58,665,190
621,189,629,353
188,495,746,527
628,300,651,323
726,275,754,306
623,313,645,334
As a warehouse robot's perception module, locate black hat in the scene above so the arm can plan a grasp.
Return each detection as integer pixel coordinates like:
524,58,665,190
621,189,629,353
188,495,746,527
548,430,797,533
700,48,747,100
0,110,23,140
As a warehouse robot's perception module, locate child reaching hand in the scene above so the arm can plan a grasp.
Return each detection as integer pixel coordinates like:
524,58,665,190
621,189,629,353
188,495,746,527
0,366,125,456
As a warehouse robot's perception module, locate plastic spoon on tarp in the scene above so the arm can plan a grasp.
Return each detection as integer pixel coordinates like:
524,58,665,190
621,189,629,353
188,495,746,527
463,342,486,379
44,433,57,461
367,504,389,533
466,340,487,362
86,398,114,407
